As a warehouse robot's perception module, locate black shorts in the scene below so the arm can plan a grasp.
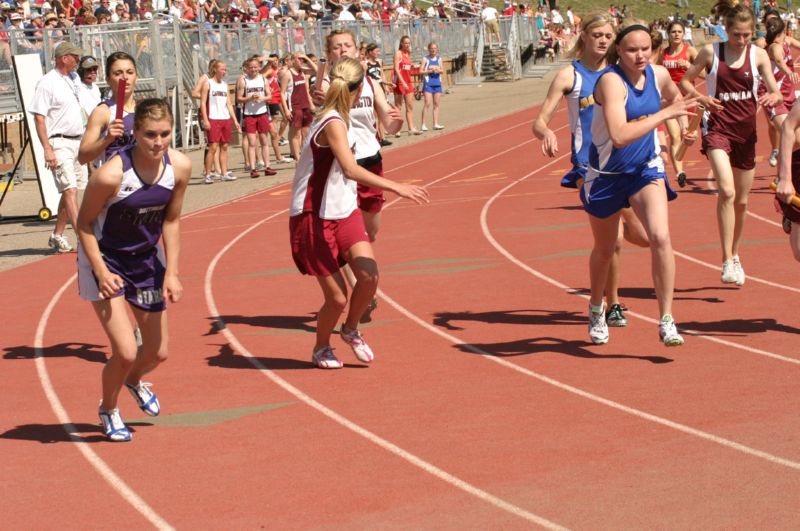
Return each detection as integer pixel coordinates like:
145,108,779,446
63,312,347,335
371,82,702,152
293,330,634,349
268,103,281,117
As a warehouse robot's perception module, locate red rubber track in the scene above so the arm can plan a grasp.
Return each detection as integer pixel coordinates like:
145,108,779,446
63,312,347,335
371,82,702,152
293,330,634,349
2,104,799,529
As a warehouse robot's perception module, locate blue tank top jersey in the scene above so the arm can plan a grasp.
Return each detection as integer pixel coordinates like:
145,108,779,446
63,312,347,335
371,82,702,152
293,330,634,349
589,64,662,174
100,99,136,163
424,55,442,85
567,60,606,168
94,145,176,255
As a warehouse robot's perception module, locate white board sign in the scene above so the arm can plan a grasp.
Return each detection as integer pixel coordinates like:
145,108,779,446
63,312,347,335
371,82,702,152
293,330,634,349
13,53,61,217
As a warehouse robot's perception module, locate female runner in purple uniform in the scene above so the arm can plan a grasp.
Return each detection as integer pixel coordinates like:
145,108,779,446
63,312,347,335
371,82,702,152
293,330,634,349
77,99,191,441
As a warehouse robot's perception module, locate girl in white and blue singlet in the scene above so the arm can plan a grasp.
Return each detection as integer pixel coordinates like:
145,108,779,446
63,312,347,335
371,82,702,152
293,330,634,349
79,52,138,166
289,58,428,370
420,42,445,131
76,99,191,442
584,21,697,347
533,13,649,332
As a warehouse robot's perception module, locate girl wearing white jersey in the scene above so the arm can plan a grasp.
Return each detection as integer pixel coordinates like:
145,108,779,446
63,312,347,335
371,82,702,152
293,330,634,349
289,58,428,370
200,60,240,184
236,55,278,178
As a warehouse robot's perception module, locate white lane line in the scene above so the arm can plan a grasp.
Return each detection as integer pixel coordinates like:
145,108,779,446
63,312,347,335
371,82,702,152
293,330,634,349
34,276,174,530
203,211,568,530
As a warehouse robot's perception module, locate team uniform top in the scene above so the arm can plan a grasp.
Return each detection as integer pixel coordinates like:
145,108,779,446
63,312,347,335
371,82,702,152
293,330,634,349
242,75,268,116
703,43,759,143
290,70,310,110
207,78,231,120
567,60,605,169
351,76,381,160
289,111,358,219
89,145,176,254
589,64,662,174
98,99,135,163
366,60,382,82
772,41,796,106
662,44,691,85
268,72,282,105
395,52,413,85
423,55,442,86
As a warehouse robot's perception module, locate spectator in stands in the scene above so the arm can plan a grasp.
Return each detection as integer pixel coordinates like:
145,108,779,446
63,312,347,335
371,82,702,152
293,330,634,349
94,0,112,18
29,41,85,253
481,0,500,47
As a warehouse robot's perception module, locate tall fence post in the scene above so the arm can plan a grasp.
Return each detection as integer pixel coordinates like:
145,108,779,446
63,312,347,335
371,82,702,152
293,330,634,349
150,20,167,98
173,17,186,149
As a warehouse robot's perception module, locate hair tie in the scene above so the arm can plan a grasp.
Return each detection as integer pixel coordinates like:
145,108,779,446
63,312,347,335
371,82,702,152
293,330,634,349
615,24,650,44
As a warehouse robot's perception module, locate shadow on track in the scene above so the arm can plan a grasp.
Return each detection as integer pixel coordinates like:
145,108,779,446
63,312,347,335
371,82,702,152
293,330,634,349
206,343,367,370
3,343,107,364
1,421,152,444
433,309,585,331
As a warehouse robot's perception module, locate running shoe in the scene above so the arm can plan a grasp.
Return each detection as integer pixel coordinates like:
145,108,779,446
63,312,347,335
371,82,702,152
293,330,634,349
588,304,609,345
98,407,132,442
278,137,288,146
264,167,278,176
125,381,161,417
243,165,253,172
203,173,215,184
340,325,375,363
250,169,261,178
360,297,379,324
380,138,392,147
677,171,687,188
606,303,628,327
732,255,746,286
311,346,344,369
221,172,237,182
411,129,422,135
721,259,738,284
255,161,265,170
433,124,445,130
48,233,72,253
769,149,779,167
421,125,429,132
275,158,291,163
659,314,684,346
394,132,402,138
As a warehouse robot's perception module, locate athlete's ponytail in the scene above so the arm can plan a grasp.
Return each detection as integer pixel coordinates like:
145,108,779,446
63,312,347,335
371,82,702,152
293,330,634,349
568,12,613,59
317,57,364,128
714,0,754,31
766,17,785,46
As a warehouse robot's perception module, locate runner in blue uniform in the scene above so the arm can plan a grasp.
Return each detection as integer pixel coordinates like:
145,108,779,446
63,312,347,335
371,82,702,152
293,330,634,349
76,99,191,441
420,42,445,131
583,21,697,346
533,13,649,329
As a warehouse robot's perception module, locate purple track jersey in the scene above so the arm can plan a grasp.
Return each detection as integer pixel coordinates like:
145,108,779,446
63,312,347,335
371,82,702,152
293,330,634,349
100,99,136,163
77,145,175,311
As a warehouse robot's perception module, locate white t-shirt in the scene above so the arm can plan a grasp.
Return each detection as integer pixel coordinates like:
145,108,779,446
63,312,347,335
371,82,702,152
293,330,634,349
481,6,498,22
338,9,355,20
78,81,102,118
29,69,85,137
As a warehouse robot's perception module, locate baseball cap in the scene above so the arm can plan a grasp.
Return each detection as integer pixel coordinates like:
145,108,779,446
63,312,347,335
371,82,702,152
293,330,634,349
0,2,12,10
41,1,52,10
54,41,83,58
79,56,98,69
9,12,21,20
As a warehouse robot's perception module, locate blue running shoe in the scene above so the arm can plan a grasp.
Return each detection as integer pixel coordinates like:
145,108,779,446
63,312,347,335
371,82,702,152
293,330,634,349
125,381,160,417
99,408,132,442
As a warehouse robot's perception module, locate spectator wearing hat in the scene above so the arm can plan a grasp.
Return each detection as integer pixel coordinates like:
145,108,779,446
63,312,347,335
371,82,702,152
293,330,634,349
29,41,86,253
94,0,112,18
77,55,100,117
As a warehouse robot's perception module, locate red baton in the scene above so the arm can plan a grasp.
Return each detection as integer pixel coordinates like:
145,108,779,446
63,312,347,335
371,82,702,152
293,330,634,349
115,79,127,121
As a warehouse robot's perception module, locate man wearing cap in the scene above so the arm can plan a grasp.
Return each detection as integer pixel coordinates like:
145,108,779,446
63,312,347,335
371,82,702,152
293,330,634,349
29,41,85,253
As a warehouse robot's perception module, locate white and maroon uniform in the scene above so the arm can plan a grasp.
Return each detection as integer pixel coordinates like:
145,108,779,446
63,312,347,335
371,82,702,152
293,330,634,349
351,77,385,213
242,74,270,134
289,111,368,276
289,69,313,129
206,77,232,143
702,43,760,170
768,40,796,118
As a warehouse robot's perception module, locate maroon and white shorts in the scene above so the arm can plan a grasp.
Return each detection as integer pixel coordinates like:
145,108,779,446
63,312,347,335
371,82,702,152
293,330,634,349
702,130,756,171
208,119,232,143
357,157,385,213
290,107,314,129
289,209,369,277
243,113,270,134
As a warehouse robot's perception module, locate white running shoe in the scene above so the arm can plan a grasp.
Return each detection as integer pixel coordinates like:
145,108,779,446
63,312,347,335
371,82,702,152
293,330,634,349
340,325,375,363
769,149,779,167
255,161,265,170
421,125,429,132
203,174,215,184
125,381,161,417
221,172,237,182
659,315,684,346
311,346,344,369
721,259,738,284
433,124,445,130
732,256,746,286
98,407,132,442
588,304,609,345
278,137,288,146
48,233,72,253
